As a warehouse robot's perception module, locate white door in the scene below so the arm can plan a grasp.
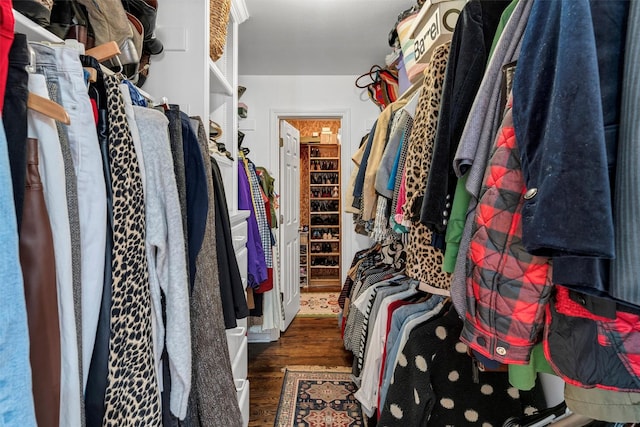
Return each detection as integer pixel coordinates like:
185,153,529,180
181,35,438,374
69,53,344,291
280,120,301,331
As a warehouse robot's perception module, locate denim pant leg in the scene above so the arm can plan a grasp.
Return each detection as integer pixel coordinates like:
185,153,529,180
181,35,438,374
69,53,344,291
0,118,38,427
31,42,84,427
52,45,107,390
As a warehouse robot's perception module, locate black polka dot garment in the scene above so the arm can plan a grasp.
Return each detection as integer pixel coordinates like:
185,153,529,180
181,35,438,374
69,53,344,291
379,306,544,426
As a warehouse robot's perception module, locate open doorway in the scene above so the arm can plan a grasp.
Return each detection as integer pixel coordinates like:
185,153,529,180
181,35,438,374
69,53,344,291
275,112,349,331
288,118,342,291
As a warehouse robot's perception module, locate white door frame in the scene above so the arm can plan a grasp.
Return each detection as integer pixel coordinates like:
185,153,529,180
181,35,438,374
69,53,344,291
270,108,352,289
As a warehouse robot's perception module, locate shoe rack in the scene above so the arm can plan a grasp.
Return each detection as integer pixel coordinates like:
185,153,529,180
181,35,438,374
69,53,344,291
299,229,309,288
308,143,341,287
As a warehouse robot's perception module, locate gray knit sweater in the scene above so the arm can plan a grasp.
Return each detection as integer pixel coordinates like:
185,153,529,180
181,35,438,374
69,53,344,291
133,106,192,419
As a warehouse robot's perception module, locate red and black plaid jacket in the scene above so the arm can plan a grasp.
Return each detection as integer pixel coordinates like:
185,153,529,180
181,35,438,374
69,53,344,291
544,286,640,391
459,98,554,364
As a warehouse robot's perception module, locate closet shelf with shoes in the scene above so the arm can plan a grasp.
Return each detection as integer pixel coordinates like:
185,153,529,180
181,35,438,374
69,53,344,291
304,142,341,288
12,9,158,102
299,230,309,288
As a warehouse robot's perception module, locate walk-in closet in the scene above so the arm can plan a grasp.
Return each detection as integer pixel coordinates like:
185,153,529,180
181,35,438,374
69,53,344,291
3,0,640,426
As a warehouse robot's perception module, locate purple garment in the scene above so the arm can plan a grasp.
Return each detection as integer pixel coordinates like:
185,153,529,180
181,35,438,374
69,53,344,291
238,163,268,288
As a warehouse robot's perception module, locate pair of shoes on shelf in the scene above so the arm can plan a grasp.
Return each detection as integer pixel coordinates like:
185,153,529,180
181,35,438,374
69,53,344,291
311,257,338,266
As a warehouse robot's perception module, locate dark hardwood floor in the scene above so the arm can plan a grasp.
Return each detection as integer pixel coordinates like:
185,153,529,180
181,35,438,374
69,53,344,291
247,316,353,426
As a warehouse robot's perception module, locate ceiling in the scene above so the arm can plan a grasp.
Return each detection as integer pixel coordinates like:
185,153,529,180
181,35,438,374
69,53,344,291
238,0,416,76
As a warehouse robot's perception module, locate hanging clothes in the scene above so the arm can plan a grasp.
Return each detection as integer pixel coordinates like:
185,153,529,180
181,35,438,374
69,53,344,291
25,75,62,427
102,74,161,426
402,43,452,295
0,30,38,424
3,33,28,228
461,95,553,364
448,0,533,318
611,0,640,307
420,0,510,234
513,0,628,298
183,117,243,427
52,45,108,391
210,157,250,329
179,111,208,294
238,161,268,288
133,106,191,419
379,306,545,426
83,55,113,427
0,23,38,425
242,156,273,293
31,41,85,427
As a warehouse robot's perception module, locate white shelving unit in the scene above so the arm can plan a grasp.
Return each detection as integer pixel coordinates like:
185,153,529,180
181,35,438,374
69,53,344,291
13,8,156,102
13,9,62,42
144,3,250,425
209,58,233,96
146,0,247,215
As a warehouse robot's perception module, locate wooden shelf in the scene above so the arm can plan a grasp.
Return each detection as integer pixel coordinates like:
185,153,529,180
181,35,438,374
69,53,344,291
309,143,340,147
299,229,309,289
304,131,342,290
301,136,321,144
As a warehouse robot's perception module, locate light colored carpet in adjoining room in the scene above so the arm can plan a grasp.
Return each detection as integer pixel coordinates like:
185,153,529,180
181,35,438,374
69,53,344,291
298,292,341,317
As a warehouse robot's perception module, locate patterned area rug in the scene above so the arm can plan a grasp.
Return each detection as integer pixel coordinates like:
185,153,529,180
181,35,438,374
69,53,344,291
275,367,364,427
298,292,341,317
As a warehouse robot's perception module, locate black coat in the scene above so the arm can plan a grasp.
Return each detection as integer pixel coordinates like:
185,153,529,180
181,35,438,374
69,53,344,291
211,158,249,329
420,0,510,233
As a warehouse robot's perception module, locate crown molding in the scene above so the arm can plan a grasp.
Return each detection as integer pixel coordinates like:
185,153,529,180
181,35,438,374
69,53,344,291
231,0,250,24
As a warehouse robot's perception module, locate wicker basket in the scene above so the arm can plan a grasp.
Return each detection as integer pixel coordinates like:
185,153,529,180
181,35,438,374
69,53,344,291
210,0,232,61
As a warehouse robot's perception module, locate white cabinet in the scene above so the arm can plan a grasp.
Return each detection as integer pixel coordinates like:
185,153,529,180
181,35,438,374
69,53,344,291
229,209,250,427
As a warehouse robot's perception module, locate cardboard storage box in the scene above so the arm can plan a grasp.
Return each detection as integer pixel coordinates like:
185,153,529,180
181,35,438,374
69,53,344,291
320,133,338,144
410,0,466,65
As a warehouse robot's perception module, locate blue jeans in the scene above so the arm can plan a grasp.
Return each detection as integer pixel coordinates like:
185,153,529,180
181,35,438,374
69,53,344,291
0,118,37,427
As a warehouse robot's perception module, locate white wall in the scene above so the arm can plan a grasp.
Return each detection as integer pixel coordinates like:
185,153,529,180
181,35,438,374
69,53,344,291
238,75,380,282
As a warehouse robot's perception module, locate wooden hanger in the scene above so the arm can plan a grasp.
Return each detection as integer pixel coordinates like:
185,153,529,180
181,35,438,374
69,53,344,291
25,44,71,125
27,93,71,125
86,41,121,63
83,67,98,83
